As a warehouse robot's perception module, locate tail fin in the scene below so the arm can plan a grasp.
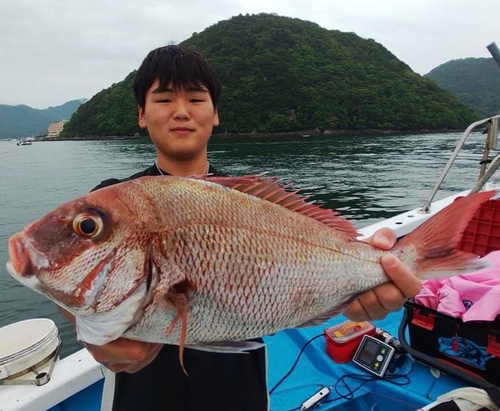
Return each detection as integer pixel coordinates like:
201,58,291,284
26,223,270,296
394,191,497,279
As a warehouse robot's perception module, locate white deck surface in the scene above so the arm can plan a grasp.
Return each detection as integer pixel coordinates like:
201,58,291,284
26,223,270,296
0,349,104,411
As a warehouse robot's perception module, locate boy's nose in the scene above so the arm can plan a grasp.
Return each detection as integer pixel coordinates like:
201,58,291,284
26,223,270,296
173,102,189,119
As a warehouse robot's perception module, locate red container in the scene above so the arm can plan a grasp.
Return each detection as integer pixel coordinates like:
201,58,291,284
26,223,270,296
459,199,500,257
324,320,375,363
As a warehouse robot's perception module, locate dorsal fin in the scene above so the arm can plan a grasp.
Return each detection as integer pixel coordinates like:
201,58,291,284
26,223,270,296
201,175,359,238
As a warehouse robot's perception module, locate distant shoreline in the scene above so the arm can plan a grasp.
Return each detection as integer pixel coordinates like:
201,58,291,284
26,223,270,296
26,128,463,142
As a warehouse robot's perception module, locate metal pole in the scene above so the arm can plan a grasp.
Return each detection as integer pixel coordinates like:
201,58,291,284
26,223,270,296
487,42,500,67
470,153,500,194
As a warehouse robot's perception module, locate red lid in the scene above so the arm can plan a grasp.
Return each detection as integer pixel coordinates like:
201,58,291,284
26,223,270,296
324,320,375,344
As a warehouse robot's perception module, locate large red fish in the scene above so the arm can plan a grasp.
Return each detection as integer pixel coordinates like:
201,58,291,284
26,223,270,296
6,175,494,368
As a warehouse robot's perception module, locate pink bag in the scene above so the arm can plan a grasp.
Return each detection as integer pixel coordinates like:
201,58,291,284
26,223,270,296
415,251,500,321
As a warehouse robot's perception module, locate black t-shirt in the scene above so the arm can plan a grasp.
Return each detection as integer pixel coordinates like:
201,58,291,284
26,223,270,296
92,165,269,411
92,164,226,191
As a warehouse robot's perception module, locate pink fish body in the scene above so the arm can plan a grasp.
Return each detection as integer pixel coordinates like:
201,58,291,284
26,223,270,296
6,176,495,354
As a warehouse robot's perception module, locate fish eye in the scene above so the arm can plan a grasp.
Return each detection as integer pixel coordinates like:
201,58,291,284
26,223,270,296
73,214,103,238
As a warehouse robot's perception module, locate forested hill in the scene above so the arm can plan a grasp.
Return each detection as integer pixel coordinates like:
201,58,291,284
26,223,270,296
0,99,84,138
62,13,477,137
425,58,500,119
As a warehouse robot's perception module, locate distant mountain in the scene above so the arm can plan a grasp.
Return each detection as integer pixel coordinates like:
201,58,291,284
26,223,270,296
42,100,87,123
0,99,86,139
425,58,500,118
62,14,477,137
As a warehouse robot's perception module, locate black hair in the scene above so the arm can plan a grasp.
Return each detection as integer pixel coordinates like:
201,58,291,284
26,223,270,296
133,45,222,110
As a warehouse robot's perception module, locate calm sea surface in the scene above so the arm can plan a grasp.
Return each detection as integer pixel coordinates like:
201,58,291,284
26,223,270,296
0,132,488,357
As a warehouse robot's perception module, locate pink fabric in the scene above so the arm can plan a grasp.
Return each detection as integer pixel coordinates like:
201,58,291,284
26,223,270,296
437,285,466,318
416,251,500,321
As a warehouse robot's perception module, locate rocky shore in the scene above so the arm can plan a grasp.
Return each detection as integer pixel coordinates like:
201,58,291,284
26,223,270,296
33,128,463,142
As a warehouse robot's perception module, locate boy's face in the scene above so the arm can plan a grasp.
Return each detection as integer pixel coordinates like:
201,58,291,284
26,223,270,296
138,78,219,162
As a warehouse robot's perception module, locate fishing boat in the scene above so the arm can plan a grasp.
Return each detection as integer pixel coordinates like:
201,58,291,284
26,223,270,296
16,139,32,146
1,44,499,411
1,112,498,411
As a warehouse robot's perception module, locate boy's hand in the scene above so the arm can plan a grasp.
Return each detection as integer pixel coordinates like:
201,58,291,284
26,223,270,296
84,338,163,373
343,227,422,321
59,307,162,373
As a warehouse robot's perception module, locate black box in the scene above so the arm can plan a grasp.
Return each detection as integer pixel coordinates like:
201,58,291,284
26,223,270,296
402,301,500,387
398,199,500,388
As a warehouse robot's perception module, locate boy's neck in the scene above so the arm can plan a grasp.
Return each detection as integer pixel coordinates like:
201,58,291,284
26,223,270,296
156,157,210,176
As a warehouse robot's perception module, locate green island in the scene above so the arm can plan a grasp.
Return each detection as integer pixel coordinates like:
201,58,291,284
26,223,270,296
425,57,500,119
60,13,479,139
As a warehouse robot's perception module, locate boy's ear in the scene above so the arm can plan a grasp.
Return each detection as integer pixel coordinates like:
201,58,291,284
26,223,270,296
138,105,147,128
213,109,220,127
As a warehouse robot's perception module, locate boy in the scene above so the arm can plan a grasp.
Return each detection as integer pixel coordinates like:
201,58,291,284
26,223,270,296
73,45,421,411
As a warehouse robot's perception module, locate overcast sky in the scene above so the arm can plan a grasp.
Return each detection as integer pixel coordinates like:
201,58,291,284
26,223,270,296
1,0,498,109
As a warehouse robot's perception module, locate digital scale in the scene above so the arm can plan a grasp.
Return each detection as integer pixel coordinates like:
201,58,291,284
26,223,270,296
352,334,396,377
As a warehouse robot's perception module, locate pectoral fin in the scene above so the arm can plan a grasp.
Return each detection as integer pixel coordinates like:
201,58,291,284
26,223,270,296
165,283,190,375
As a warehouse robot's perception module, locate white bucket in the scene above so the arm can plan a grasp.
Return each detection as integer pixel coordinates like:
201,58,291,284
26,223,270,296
0,318,59,380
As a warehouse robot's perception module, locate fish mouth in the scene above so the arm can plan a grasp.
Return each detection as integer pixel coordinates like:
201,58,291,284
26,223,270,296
7,232,49,277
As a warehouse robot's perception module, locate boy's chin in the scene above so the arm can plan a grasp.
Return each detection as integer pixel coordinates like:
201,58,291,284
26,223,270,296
167,148,207,162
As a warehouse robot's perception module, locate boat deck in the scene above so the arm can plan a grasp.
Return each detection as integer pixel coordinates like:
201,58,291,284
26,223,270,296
266,311,467,411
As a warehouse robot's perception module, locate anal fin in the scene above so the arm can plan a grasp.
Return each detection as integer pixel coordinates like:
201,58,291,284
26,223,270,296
186,340,265,354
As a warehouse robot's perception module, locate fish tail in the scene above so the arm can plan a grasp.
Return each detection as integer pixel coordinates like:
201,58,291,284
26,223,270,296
394,191,498,279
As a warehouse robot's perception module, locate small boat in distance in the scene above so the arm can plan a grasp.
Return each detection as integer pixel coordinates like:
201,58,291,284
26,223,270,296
16,139,32,146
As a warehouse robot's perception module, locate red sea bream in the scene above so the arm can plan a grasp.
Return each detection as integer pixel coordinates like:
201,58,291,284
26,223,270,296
6,175,495,367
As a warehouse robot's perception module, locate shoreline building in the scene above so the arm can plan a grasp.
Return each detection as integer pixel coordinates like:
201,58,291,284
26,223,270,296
47,120,67,137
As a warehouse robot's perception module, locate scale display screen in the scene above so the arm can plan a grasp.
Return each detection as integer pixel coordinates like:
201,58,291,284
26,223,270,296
352,335,395,377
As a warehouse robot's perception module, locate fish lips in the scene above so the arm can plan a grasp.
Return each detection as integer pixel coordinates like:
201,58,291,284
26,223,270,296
7,232,49,278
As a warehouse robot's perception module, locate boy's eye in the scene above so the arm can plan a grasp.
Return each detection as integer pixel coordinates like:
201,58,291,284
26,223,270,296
158,99,171,103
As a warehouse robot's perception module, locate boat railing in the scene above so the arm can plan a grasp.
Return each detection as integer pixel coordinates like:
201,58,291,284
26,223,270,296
420,114,500,212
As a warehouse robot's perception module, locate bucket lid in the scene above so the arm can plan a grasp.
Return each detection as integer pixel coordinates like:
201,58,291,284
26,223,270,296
0,319,58,364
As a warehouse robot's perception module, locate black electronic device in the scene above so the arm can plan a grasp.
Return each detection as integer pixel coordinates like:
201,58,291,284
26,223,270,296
352,334,396,377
